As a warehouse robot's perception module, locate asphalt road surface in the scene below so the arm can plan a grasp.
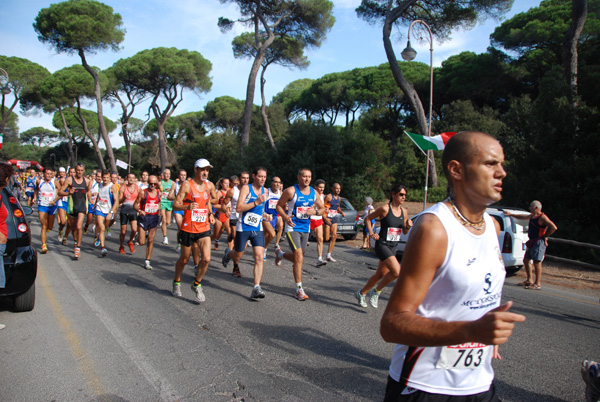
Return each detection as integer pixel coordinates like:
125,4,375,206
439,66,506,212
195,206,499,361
0,218,598,401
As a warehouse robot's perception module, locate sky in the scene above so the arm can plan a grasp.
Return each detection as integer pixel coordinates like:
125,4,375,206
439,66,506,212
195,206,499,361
0,0,542,148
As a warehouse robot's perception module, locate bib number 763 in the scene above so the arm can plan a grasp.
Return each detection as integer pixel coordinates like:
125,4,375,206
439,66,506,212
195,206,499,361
436,343,488,370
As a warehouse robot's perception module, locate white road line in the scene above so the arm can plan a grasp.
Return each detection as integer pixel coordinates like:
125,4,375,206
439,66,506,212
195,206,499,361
53,253,181,402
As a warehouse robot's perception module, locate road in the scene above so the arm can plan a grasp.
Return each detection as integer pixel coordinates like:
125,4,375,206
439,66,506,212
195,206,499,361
0,218,598,401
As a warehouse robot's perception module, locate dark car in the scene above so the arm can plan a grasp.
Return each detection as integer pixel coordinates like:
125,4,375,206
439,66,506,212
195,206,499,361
336,197,359,240
0,187,37,312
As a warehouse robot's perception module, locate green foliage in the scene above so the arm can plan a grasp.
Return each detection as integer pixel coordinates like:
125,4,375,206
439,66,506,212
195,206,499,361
233,32,309,69
52,107,116,141
203,96,245,134
20,126,60,147
33,0,125,55
145,111,206,141
1,111,19,142
0,142,45,162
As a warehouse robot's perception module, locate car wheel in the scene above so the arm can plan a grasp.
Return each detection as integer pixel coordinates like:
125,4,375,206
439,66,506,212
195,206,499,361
13,283,35,312
343,234,357,241
505,266,523,276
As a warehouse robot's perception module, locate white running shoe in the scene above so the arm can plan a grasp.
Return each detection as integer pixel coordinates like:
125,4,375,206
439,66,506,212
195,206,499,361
192,284,205,302
172,282,182,297
163,237,169,245
368,289,381,308
354,291,367,308
327,255,337,262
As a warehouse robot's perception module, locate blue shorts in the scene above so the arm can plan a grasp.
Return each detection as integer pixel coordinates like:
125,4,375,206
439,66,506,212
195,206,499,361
88,204,96,214
38,205,58,215
26,191,34,199
234,230,265,252
173,210,184,216
94,210,111,218
138,214,160,231
524,239,547,262
58,203,68,211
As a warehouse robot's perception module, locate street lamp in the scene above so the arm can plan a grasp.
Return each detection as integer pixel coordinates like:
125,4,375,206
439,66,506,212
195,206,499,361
401,20,434,210
0,68,10,95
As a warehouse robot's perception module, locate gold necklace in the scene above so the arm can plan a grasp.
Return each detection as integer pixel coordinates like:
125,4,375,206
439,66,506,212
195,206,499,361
449,198,485,230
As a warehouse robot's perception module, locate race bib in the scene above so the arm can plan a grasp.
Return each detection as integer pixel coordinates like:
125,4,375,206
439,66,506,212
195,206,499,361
90,193,98,203
41,192,54,205
327,209,338,218
243,212,261,227
97,197,109,208
386,227,402,242
145,202,159,214
436,343,489,370
268,199,278,210
161,191,169,200
26,187,34,192
191,208,208,223
296,206,310,220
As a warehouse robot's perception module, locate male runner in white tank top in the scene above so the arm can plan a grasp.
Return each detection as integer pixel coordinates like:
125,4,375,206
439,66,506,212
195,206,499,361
380,131,526,402
221,171,249,251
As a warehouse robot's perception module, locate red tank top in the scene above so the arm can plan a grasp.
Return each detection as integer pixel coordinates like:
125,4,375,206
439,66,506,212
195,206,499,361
141,190,160,215
181,179,211,233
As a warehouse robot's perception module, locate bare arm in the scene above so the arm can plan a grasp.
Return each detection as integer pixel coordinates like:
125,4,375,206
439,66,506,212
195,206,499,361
58,177,72,197
365,204,389,239
172,182,190,211
276,187,294,226
380,214,526,347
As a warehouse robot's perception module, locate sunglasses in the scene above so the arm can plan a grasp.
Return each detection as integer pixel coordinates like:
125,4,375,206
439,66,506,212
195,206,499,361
148,183,158,186
398,193,407,197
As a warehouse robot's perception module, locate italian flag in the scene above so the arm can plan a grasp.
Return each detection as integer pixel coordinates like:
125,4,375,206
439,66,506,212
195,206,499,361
404,131,457,152
0,134,3,150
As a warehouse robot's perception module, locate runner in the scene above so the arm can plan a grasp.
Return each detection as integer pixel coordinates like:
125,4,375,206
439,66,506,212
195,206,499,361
311,179,327,267
24,168,37,207
323,182,345,262
107,171,121,235
55,167,70,245
221,172,250,251
262,176,282,263
134,175,161,270
159,169,174,245
118,173,139,254
275,168,325,301
222,168,269,299
168,169,189,253
85,171,101,238
172,158,216,303
35,168,58,254
138,171,149,190
274,179,284,248
354,185,412,308
211,177,230,251
58,163,90,260
94,170,119,257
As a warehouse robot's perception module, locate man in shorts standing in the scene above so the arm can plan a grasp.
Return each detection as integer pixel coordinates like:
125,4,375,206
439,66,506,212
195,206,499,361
134,175,161,270
505,201,557,290
118,173,139,254
222,167,269,299
172,159,216,302
275,168,325,301
311,179,327,267
380,131,526,401
58,163,90,259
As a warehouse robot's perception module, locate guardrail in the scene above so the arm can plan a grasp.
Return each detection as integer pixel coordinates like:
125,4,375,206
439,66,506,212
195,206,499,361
547,237,600,270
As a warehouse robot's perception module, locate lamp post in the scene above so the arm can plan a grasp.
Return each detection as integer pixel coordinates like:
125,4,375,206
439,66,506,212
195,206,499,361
401,20,434,210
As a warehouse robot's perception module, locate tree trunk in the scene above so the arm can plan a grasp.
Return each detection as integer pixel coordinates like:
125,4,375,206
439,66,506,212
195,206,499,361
75,101,106,170
383,0,438,187
562,0,587,99
260,65,277,150
79,49,117,172
58,108,76,166
157,120,168,172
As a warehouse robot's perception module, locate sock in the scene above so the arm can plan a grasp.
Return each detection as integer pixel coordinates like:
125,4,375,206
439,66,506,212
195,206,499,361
374,289,382,294
173,280,180,285
318,256,323,261
327,253,331,258
193,281,201,287
254,284,260,290
277,249,284,258
296,282,302,288
234,263,239,269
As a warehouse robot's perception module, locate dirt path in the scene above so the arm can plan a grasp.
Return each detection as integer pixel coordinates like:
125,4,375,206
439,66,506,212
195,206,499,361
345,202,600,298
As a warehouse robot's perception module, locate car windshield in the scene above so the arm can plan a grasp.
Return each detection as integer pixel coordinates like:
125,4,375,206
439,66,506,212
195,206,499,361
340,198,355,210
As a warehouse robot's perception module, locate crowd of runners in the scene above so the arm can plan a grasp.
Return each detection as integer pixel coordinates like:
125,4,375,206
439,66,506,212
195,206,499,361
15,159,358,303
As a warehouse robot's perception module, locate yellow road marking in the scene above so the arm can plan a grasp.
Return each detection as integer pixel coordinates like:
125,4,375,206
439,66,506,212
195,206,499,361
38,265,107,396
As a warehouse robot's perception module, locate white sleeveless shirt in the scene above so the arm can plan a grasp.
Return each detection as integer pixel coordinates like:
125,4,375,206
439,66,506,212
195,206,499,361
230,186,240,221
389,202,506,396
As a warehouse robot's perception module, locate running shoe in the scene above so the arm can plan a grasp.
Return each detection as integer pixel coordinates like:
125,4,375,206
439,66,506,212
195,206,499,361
296,288,309,301
354,291,367,308
327,256,337,262
191,284,205,302
62,238,68,246
582,360,600,402
163,236,169,245
83,225,88,234
106,228,111,237
128,241,135,253
101,247,108,257
367,289,380,309
214,240,219,250
119,246,126,255
172,282,182,297
275,248,284,267
58,228,64,241
232,266,242,277
250,286,266,300
41,244,48,254
94,238,100,247
144,260,153,270
74,247,80,260
263,249,267,261
316,259,327,267
222,247,231,268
